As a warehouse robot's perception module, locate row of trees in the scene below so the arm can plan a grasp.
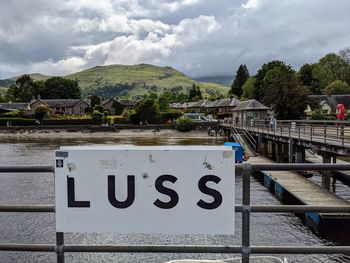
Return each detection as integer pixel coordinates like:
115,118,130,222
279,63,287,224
5,75,81,102
229,47,350,119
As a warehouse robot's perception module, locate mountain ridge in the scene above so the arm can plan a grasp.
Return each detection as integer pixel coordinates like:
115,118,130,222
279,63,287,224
1,64,229,98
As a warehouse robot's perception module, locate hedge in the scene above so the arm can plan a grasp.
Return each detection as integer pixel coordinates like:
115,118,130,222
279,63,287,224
160,110,183,123
0,118,37,126
42,119,95,125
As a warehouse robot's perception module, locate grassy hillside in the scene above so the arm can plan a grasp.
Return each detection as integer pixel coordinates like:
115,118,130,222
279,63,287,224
10,73,51,82
66,64,229,97
3,64,229,98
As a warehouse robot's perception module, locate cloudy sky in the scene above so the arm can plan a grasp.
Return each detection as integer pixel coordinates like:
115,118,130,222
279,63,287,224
0,0,349,79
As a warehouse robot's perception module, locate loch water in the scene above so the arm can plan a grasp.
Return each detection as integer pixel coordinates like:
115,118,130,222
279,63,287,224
0,137,349,263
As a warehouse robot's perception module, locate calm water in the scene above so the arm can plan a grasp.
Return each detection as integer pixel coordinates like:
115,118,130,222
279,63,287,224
0,137,349,263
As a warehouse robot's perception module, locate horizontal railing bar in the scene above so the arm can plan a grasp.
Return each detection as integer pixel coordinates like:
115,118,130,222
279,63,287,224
0,244,55,252
249,163,350,171
1,205,350,213
250,205,350,213
0,205,54,212
1,244,350,255
63,245,242,253
0,166,53,173
251,246,350,254
1,164,350,174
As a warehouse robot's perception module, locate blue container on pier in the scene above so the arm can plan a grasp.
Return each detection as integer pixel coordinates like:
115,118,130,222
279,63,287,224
224,142,243,162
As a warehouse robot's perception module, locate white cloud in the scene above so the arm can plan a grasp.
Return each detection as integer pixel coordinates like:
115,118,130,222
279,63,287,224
29,57,87,76
242,0,260,9
0,0,350,79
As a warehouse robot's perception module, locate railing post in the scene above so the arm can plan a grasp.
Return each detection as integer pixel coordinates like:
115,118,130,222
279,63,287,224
341,123,345,146
56,232,65,263
324,121,327,143
310,123,313,141
242,163,251,263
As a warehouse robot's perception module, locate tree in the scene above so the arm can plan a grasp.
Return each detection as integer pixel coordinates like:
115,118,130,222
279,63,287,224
157,91,173,111
264,71,311,119
90,95,101,109
133,99,160,124
40,77,81,99
242,77,256,99
312,53,348,94
298,63,314,86
6,75,38,102
230,64,249,97
252,60,293,102
324,80,350,95
339,47,350,84
188,83,202,101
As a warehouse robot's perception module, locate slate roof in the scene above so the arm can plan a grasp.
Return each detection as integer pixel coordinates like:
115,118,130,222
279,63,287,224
0,103,29,111
205,98,240,108
309,95,350,112
102,98,136,106
186,99,210,108
169,103,184,109
232,99,269,111
36,99,90,107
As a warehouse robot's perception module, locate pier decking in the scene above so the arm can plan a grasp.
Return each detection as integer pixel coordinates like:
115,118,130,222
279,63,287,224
248,156,350,241
249,156,349,207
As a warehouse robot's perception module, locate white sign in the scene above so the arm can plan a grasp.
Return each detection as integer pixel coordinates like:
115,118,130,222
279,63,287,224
55,145,235,235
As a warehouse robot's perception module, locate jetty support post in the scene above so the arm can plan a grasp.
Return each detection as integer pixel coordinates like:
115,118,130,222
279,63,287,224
322,154,331,190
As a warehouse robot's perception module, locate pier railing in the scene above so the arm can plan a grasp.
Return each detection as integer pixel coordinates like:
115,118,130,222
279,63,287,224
1,163,350,263
224,120,350,147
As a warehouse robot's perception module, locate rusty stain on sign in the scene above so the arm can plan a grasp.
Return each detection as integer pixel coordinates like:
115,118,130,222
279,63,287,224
149,154,155,163
203,157,214,170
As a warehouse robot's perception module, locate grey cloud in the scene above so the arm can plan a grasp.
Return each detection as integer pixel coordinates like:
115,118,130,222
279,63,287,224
0,0,350,79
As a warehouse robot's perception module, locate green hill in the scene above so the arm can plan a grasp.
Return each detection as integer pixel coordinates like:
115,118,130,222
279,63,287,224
3,64,229,98
66,64,229,97
10,73,51,82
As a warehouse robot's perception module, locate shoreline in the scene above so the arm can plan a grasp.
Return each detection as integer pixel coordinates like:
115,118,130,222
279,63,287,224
0,128,221,141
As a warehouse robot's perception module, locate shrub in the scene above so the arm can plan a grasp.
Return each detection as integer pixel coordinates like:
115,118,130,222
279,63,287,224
84,107,93,114
92,110,104,124
175,116,195,132
93,105,104,113
34,106,50,120
160,109,183,123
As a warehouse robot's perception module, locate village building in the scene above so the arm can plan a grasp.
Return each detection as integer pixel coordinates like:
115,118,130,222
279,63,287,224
102,98,136,115
0,99,90,115
232,99,269,125
183,100,210,113
204,98,240,114
0,103,30,114
308,95,350,115
28,99,90,115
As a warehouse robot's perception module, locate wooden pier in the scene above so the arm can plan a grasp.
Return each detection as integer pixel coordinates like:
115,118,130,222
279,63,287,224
249,156,350,243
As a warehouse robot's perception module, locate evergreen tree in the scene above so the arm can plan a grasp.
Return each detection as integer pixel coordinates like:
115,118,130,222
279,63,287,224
188,83,202,101
252,60,293,102
230,64,249,97
264,70,311,119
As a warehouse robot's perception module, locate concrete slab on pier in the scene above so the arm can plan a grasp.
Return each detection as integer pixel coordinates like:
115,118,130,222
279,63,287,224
306,154,350,184
249,156,350,209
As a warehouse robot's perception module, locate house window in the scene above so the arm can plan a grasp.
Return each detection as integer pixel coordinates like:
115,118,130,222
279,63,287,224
253,112,260,119
80,107,84,114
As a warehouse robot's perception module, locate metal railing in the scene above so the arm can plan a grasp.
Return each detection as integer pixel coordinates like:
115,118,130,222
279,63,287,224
224,120,350,147
1,164,350,263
